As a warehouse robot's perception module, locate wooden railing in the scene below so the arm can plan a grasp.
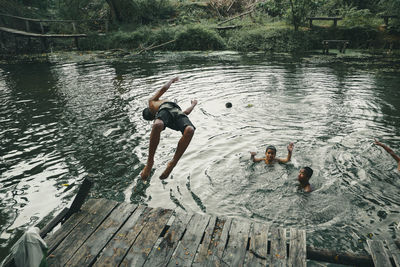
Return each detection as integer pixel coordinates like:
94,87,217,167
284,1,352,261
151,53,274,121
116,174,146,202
381,15,398,26
0,13,109,34
306,17,342,28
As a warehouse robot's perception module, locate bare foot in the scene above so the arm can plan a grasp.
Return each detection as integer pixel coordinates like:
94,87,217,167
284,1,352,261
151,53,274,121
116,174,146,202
140,161,153,180
160,161,176,180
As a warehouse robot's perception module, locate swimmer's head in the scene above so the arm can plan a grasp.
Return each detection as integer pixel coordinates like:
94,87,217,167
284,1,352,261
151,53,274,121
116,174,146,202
298,167,313,183
265,145,277,161
142,108,155,121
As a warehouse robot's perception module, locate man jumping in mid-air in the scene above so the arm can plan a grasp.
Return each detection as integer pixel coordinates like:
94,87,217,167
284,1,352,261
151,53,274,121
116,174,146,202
141,77,197,180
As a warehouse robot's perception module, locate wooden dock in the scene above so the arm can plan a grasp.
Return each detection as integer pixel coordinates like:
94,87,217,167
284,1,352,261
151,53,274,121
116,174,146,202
36,197,400,267
43,198,308,266
2,173,398,267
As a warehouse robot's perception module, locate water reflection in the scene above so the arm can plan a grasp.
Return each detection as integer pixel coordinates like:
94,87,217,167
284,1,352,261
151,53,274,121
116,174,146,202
0,51,399,260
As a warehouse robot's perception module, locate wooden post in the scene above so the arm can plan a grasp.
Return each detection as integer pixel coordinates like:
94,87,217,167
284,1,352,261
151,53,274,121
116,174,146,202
322,41,329,54
14,35,18,53
384,16,389,26
72,22,76,33
105,20,109,32
333,18,337,27
62,177,93,222
41,37,48,52
74,36,79,49
27,37,31,51
25,20,30,32
39,22,44,33
309,19,313,28
0,32,5,49
341,42,348,53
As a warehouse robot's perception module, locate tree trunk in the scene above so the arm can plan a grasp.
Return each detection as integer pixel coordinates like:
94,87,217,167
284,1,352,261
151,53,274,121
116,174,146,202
105,0,135,23
289,0,299,31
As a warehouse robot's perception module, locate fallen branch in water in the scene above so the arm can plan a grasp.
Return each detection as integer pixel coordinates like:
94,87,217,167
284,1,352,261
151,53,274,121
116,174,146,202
214,25,242,30
136,39,176,54
217,9,254,25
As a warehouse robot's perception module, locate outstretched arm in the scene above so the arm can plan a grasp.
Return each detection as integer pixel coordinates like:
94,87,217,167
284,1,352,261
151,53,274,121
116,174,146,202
184,100,198,115
250,152,263,163
374,138,400,163
278,142,294,163
149,77,179,101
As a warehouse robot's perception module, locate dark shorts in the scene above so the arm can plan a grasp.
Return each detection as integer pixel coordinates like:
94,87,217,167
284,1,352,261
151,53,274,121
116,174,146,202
155,102,195,134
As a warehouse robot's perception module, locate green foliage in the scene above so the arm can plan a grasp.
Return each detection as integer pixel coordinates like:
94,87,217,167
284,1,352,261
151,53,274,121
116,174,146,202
58,0,108,20
286,0,314,30
175,24,226,50
148,27,177,50
341,7,379,27
174,1,213,23
257,0,286,17
379,0,400,33
227,26,317,52
132,0,175,24
105,0,175,23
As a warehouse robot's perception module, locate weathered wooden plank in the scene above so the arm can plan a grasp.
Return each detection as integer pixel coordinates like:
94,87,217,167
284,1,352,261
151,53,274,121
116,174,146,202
120,208,174,267
222,219,251,267
270,228,287,267
65,202,138,266
192,215,218,266
0,26,86,38
92,205,151,267
200,217,233,266
385,240,400,267
44,198,101,253
39,207,69,239
143,212,194,267
167,213,211,267
288,228,306,267
63,177,93,222
245,222,269,266
46,199,118,266
367,240,392,267
307,17,342,20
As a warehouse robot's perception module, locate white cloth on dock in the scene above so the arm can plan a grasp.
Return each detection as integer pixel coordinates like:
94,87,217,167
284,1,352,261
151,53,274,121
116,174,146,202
11,227,48,267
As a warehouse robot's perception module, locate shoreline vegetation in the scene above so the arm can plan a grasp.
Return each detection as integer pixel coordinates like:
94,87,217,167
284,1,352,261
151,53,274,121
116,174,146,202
0,0,399,54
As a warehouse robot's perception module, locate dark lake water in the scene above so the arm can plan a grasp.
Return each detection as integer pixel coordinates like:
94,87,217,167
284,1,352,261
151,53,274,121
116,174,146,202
1,51,400,261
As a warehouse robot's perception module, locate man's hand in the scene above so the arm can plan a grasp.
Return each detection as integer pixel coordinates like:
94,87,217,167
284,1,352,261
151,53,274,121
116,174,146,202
165,77,179,89
287,142,294,153
250,152,257,157
374,138,383,146
183,99,198,115
150,77,179,101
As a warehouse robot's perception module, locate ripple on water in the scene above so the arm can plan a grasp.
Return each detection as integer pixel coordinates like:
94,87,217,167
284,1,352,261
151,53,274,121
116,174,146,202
1,52,400,258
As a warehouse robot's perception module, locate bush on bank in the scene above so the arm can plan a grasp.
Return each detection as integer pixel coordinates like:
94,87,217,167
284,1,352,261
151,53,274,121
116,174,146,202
80,24,225,51
79,23,392,53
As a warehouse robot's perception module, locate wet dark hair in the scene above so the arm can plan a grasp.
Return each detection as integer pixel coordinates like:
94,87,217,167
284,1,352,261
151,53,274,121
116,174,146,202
303,167,313,178
266,145,277,154
142,108,155,121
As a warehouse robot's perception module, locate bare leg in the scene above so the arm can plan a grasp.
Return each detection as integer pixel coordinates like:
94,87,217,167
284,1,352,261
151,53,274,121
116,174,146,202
140,119,164,180
160,126,195,180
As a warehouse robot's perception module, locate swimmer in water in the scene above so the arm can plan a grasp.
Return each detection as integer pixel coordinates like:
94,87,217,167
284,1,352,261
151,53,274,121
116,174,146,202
298,167,313,193
374,138,400,171
250,143,294,164
140,77,198,180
